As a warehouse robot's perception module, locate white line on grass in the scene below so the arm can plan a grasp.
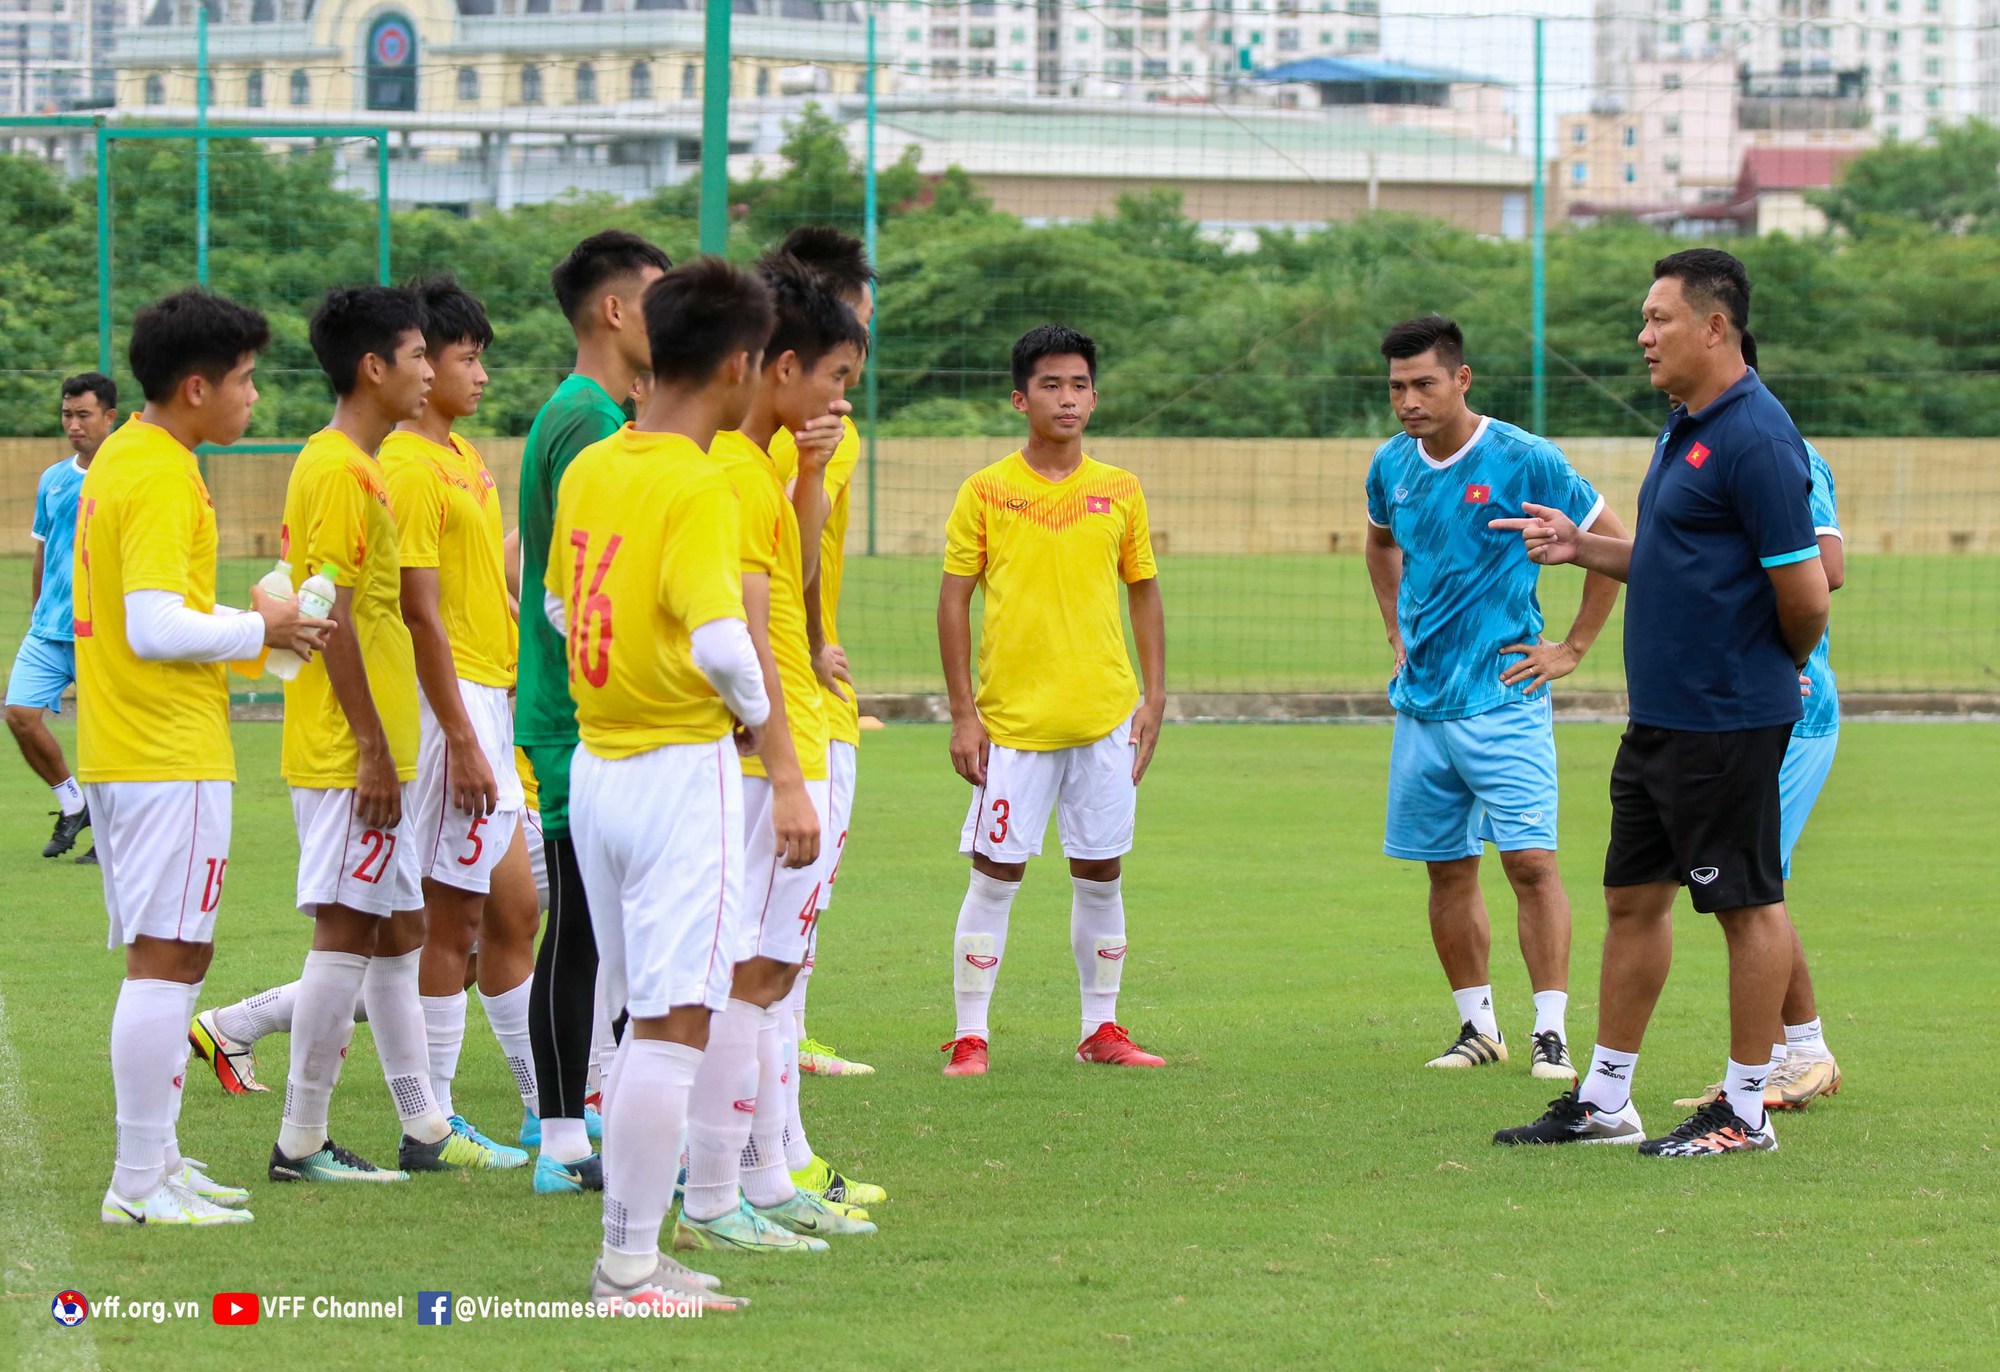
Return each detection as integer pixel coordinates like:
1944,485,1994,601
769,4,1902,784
0,981,100,1372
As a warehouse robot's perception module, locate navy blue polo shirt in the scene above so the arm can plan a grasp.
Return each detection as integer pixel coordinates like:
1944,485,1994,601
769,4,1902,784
1625,368,1819,732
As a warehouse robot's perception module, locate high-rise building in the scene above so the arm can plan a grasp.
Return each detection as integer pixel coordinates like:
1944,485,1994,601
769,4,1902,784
1,0,127,112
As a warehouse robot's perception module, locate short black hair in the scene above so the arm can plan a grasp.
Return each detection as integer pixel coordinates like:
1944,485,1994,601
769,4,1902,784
777,225,876,304
1379,315,1466,371
757,252,870,373
642,257,776,385
408,272,493,353
1654,248,1751,336
308,285,427,397
1011,324,1096,392
550,230,673,323
127,289,271,404
61,372,117,410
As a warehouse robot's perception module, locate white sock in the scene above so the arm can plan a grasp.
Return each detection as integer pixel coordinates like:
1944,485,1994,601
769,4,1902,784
214,981,297,1046
953,870,1020,1039
1785,1016,1829,1059
586,962,614,1096
600,1038,702,1283
1453,984,1500,1040
54,776,85,816
165,980,201,1178
479,976,539,1112
541,1116,592,1164
780,1018,813,1172
110,978,187,1200
1532,989,1568,1040
1769,1041,1788,1072
1723,1058,1770,1132
791,958,813,1044
682,998,761,1222
1577,1044,1638,1111
363,950,449,1144
279,950,368,1160
1070,875,1127,1040
421,991,467,1119
740,1007,795,1208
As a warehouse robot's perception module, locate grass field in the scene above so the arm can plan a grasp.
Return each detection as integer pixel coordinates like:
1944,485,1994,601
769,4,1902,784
3,719,1996,1370
5,551,1999,699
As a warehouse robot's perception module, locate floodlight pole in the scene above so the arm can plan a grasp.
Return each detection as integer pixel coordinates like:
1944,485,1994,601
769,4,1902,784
196,3,210,285
864,4,879,557
1530,16,1547,434
699,0,731,253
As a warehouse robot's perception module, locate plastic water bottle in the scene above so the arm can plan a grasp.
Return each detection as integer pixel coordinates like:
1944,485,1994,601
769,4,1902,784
258,560,305,680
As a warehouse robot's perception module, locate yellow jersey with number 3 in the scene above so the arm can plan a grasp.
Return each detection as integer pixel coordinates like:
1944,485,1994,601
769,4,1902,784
379,429,515,689
943,451,1156,752
278,429,420,788
73,417,236,782
769,414,861,747
549,425,745,759
713,429,829,782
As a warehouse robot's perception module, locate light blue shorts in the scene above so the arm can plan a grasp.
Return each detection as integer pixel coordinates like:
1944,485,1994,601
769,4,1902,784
1778,728,1838,880
1385,694,1559,862
5,632,75,713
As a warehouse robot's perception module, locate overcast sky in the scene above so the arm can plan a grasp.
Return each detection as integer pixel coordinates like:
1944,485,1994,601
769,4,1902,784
1379,0,1599,149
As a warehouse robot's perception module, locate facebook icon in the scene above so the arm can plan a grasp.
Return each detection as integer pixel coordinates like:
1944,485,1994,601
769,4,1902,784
417,1292,452,1325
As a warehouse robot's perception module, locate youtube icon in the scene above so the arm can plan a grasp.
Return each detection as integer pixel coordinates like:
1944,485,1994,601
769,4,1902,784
212,1293,259,1326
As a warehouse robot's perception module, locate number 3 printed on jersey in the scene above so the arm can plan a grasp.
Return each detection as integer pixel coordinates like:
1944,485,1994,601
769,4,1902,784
567,530,622,688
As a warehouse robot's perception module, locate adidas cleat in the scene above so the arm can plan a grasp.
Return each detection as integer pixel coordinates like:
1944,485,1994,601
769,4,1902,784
269,1139,408,1183
791,1153,887,1207
1077,1022,1166,1067
1493,1088,1646,1146
1529,1030,1577,1081
102,1180,253,1226
674,1198,828,1253
940,1034,988,1077
519,1104,602,1148
1640,1097,1778,1157
589,1257,743,1313
449,1114,529,1168
189,1008,267,1094
401,1127,524,1173
799,1036,876,1076
172,1157,249,1206
532,1151,604,1194
753,1189,878,1238
1427,1020,1507,1069
1766,1054,1841,1110
44,806,89,858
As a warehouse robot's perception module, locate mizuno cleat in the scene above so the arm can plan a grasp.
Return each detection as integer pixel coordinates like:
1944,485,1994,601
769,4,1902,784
1493,1089,1646,1146
189,1008,267,1094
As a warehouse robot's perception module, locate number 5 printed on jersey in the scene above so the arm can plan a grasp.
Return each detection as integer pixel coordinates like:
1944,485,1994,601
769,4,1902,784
567,530,622,688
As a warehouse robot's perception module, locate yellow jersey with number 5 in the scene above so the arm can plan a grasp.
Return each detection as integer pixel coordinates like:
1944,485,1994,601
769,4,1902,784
549,425,745,759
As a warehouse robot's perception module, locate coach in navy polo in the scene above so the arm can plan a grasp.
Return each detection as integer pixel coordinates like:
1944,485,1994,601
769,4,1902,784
1487,248,1830,1159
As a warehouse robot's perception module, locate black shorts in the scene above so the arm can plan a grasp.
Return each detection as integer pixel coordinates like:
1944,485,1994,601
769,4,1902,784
1603,722,1791,914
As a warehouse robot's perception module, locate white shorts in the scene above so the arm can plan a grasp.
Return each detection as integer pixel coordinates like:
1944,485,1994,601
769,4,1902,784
414,679,526,894
815,740,857,913
959,716,1138,864
740,774,833,966
524,806,548,913
570,740,743,1018
292,784,422,917
86,780,233,949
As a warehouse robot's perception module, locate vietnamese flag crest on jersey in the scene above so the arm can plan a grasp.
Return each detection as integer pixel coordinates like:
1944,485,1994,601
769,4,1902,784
1686,443,1711,468
1086,495,1112,513
1464,484,1491,504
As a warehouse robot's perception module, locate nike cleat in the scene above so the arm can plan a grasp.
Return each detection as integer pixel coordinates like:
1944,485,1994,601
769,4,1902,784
1493,1088,1645,1146
172,1158,249,1206
44,806,89,858
188,1008,267,1094
268,1139,409,1183
791,1153,887,1207
532,1151,604,1194
449,1115,529,1168
1640,1097,1777,1157
753,1189,878,1238
1529,1030,1577,1081
799,1036,876,1076
674,1197,828,1253
1427,1021,1508,1069
400,1127,525,1173
520,1104,603,1149
1077,1023,1166,1067
101,1180,253,1226
76,845,98,866
941,1034,988,1077
589,1258,744,1313
1766,1054,1841,1110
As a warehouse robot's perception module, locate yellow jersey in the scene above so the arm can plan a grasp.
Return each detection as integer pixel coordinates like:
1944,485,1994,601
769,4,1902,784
769,415,861,746
380,428,515,689
942,451,1157,751
548,425,745,760
278,429,421,788
515,746,539,812
714,430,829,782
73,416,236,782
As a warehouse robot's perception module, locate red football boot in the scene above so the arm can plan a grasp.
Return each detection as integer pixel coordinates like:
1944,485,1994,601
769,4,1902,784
940,1035,988,1077
1075,1023,1166,1068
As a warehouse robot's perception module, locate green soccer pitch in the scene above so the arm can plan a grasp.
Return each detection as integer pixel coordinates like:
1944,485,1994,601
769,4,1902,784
3,720,1995,1369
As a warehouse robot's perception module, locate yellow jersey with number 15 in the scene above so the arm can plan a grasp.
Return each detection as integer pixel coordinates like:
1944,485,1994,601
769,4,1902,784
942,451,1156,753
769,414,861,747
549,425,745,760
73,417,236,783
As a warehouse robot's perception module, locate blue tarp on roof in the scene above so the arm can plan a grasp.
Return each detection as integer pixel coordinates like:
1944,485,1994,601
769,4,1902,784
1254,57,1492,85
